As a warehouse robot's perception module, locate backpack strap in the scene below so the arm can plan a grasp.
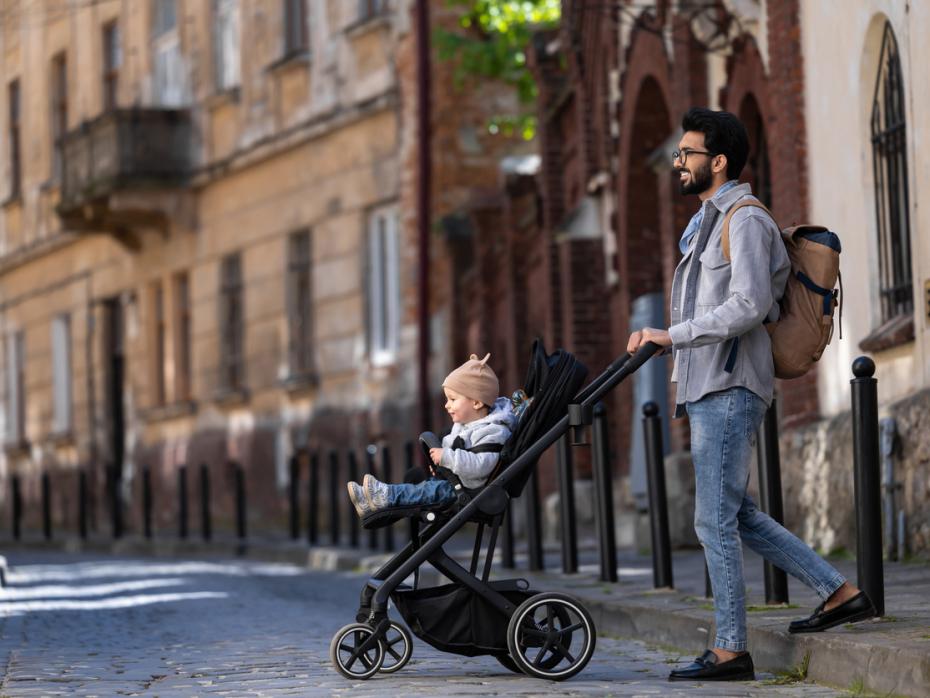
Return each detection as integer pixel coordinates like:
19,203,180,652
721,199,775,261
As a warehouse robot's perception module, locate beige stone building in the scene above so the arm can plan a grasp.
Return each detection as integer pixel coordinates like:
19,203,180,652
0,0,521,537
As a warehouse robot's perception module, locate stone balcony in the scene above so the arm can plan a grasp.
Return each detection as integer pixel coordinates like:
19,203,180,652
57,109,193,241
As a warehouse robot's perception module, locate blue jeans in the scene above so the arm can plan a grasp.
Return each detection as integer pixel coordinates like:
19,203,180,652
687,387,846,651
386,478,456,507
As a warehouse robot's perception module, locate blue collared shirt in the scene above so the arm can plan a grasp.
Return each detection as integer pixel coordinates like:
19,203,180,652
678,179,740,254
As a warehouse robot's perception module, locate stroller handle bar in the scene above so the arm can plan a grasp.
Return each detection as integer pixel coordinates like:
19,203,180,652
371,341,662,612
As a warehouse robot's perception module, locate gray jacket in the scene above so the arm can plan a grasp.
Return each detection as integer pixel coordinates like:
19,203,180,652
439,397,517,489
668,183,790,415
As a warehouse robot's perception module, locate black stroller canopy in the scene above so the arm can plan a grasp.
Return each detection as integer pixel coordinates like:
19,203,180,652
497,339,588,498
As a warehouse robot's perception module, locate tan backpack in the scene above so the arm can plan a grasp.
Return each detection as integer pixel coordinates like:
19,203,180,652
722,200,842,380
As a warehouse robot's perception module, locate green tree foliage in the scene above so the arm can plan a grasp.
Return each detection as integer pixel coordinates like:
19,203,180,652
435,0,561,140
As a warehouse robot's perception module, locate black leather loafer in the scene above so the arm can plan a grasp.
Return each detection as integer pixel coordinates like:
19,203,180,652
668,650,755,681
788,591,876,633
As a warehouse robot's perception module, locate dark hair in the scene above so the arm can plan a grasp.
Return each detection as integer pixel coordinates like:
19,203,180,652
681,107,749,180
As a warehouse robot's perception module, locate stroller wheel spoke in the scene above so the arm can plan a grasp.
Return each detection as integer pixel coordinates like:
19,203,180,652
559,621,584,636
532,644,549,667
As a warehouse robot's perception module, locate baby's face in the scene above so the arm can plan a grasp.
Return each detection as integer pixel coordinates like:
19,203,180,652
443,387,485,424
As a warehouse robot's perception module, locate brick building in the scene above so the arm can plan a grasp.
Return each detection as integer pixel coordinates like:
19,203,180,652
449,0,930,555
0,0,522,539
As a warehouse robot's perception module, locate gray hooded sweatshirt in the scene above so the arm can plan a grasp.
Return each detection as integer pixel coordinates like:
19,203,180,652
439,397,518,489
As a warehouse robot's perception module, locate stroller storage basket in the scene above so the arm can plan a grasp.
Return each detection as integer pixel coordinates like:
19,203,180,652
392,583,535,657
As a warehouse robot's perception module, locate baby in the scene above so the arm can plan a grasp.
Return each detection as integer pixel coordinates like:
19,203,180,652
348,353,517,516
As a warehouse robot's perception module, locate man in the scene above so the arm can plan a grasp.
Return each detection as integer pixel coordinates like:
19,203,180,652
628,107,875,682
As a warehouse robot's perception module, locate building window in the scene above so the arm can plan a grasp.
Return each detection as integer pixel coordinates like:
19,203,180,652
739,93,772,208
367,206,400,366
283,0,308,56
8,79,22,200
358,0,387,22
152,280,167,406
174,271,192,401
152,0,184,106
287,230,314,378
102,21,121,110
51,314,72,434
50,53,68,181
219,253,244,391
213,0,241,92
871,22,912,323
5,331,25,445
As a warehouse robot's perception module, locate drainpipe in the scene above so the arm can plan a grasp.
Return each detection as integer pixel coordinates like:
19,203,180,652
416,0,432,432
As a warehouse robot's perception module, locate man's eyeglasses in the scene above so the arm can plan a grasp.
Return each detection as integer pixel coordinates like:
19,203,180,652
673,149,713,165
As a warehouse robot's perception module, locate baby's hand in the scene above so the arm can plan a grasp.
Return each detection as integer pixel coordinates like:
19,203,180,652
429,448,443,466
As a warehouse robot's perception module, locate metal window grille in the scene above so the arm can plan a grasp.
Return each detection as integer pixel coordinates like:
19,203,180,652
174,272,192,401
284,0,308,55
50,53,68,179
287,230,314,376
220,253,244,390
102,22,120,110
8,79,21,199
871,22,913,323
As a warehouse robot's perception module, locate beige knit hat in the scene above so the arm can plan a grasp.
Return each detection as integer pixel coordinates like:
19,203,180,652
442,353,499,407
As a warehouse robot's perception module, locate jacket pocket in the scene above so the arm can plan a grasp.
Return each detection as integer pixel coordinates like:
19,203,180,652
698,247,731,305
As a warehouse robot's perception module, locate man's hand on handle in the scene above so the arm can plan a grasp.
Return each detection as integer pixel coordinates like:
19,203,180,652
627,327,672,355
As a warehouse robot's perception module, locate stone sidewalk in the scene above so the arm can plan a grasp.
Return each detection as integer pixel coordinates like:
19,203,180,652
3,534,928,696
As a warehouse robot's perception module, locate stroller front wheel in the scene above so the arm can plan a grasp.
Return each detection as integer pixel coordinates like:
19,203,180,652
506,592,597,681
377,621,413,674
329,623,385,680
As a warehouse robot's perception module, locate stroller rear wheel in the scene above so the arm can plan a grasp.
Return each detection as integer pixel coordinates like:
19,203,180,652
377,621,413,674
506,592,596,681
329,623,385,680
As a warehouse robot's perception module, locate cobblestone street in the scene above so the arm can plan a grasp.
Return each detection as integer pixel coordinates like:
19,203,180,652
0,552,846,696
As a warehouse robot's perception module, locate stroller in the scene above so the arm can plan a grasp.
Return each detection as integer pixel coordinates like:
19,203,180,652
329,340,659,681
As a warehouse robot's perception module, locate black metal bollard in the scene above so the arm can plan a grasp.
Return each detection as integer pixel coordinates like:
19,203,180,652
11,475,21,540
178,465,188,539
756,399,789,604
42,471,52,541
642,402,673,589
108,464,123,539
328,451,340,545
851,357,885,616
366,445,379,550
500,499,515,569
142,466,153,540
526,469,545,571
592,402,618,582
347,451,360,548
78,469,88,540
289,455,300,540
200,463,212,541
556,435,578,574
308,451,319,544
382,445,396,552
404,441,420,552
235,463,247,544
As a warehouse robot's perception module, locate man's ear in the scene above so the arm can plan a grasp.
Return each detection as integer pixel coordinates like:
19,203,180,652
713,153,728,175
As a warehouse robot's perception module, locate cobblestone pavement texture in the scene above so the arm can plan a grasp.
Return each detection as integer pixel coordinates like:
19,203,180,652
0,552,846,697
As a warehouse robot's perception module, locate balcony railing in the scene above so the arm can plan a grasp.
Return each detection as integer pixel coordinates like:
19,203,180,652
57,108,192,232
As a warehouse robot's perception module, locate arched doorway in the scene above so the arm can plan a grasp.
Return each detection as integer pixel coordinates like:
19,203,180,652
738,93,773,207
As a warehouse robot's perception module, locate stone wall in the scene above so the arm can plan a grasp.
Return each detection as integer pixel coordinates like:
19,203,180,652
778,387,930,558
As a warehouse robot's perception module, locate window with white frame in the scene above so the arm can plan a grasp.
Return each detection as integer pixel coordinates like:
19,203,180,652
213,0,241,92
51,314,72,434
152,0,185,106
367,206,400,365
4,331,25,445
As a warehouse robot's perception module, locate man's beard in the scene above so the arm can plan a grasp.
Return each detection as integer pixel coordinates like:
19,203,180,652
678,161,713,195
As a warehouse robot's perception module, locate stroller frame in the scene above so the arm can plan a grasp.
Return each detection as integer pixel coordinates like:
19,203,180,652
332,343,660,681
